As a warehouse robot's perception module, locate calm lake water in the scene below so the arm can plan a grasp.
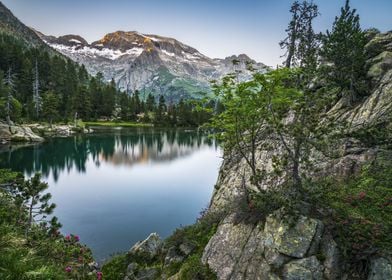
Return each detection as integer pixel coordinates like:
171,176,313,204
0,127,222,261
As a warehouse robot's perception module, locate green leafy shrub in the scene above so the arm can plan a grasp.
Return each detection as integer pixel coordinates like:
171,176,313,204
101,254,128,280
307,159,392,275
0,169,98,280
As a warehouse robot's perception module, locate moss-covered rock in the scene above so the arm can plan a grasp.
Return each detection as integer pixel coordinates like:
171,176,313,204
368,257,392,280
282,256,323,280
264,210,322,258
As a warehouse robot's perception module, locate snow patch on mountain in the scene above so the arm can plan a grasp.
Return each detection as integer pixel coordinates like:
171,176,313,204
39,31,269,101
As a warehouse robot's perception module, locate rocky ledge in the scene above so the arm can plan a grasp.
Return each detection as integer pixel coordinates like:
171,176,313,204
0,123,44,143
0,123,92,144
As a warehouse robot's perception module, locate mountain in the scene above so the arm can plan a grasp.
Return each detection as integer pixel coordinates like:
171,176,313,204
0,1,52,51
37,30,269,102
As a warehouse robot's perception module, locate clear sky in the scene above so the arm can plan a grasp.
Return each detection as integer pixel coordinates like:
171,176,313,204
2,0,391,66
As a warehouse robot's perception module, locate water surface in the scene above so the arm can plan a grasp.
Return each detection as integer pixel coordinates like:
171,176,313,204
0,128,222,260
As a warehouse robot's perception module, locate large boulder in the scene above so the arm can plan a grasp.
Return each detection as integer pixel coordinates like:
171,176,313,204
320,233,341,280
0,124,11,143
129,233,162,258
9,125,44,142
264,210,322,258
202,214,279,280
282,256,323,280
368,257,392,280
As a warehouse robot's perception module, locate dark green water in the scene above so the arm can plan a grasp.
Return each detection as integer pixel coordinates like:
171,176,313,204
0,127,222,261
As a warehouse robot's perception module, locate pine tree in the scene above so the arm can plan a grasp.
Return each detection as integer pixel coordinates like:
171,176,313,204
32,60,42,119
14,173,56,237
42,90,59,126
280,1,301,68
280,1,319,70
4,67,16,125
321,0,367,106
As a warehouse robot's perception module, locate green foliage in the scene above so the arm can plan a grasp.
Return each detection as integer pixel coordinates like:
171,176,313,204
0,169,97,279
101,254,128,280
307,160,392,273
176,254,217,280
321,0,368,105
280,1,320,70
102,209,222,279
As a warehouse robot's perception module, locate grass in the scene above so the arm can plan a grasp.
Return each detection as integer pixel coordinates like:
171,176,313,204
102,209,223,279
305,158,392,276
82,121,153,128
0,169,97,280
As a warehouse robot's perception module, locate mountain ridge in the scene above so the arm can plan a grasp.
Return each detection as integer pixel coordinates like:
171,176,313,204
36,30,269,101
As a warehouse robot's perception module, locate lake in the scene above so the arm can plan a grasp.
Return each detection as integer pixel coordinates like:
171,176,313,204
0,127,222,261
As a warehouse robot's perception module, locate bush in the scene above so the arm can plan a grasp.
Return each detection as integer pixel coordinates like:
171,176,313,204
307,159,392,275
101,254,128,280
0,169,98,280
176,254,216,280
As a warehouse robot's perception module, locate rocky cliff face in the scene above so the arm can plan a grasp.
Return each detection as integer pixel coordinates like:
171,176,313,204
36,31,269,102
201,31,392,280
104,31,392,280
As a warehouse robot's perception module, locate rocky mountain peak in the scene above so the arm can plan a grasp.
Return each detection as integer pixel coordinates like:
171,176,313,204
35,29,269,101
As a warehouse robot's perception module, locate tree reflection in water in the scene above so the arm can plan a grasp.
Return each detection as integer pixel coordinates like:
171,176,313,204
0,128,217,182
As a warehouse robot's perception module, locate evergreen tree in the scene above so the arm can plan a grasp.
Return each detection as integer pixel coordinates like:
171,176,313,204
13,173,57,237
32,60,42,119
321,0,367,106
280,1,319,70
42,90,59,126
280,1,301,68
4,67,16,125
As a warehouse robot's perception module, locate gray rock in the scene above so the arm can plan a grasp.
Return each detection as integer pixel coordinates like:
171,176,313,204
9,125,44,142
307,221,324,256
127,262,139,275
179,242,195,256
202,215,256,279
264,247,290,269
129,232,162,258
320,233,341,280
282,256,323,280
368,257,392,280
0,124,11,143
136,267,159,280
264,210,321,258
164,247,184,265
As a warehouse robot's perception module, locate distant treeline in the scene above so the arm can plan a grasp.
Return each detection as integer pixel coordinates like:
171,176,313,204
0,33,219,127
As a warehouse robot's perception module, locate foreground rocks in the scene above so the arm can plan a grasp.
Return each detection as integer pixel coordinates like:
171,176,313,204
201,210,337,280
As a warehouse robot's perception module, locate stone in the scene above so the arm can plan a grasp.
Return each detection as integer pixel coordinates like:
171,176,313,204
129,233,162,258
0,124,11,143
136,267,159,280
306,221,324,256
264,210,321,258
127,262,139,275
202,214,278,280
320,233,341,280
179,242,196,256
368,257,392,280
365,31,392,58
164,247,184,265
264,247,290,269
368,51,392,79
9,125,44,142
282,256,323,280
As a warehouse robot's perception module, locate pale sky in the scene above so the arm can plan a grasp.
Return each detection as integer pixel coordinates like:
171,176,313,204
2,0,391,66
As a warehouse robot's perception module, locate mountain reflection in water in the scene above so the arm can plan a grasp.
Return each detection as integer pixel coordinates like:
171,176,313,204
0,127,218,181
0,127,222,260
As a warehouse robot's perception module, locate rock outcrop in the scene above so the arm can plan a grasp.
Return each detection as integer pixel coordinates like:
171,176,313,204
0,124,44,143
202,31,392,280
202,210,338,280
129,232,162,258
